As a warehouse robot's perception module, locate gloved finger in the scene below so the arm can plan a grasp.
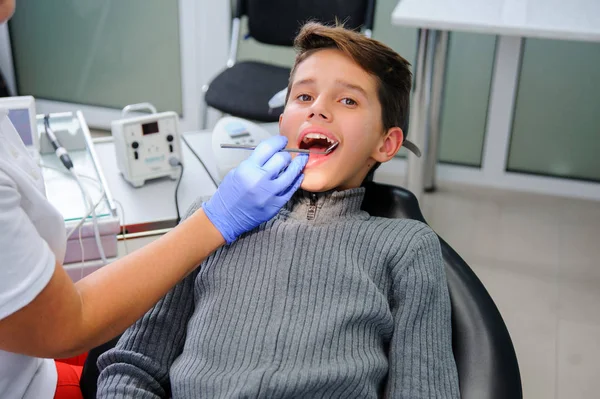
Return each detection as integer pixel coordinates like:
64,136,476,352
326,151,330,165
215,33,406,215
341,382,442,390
248,135,288,166
275,173,304,205
262,151,292,178
271,153,308,193
275,173,304,208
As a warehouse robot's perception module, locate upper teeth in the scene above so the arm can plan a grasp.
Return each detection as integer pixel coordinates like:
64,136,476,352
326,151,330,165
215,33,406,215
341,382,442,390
303,133,334,144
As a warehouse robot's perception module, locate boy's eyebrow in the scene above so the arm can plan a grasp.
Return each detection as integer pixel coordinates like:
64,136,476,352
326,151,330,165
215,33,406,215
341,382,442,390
292,78,316,89
292,78,369,99
334,80,368,99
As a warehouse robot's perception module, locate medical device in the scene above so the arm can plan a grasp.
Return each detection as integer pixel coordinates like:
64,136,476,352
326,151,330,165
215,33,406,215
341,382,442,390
0,96,39,156
38,111,119,265
112,103,182,187
220,142,338,154
211,116,272,180
44,115,74,170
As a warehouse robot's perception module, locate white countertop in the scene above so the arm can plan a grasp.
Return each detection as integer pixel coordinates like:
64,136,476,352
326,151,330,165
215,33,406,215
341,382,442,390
392,0,600,42
93,130,218,233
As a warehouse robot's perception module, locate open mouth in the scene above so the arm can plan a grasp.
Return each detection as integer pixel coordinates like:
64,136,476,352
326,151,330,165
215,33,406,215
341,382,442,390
299,133,339,154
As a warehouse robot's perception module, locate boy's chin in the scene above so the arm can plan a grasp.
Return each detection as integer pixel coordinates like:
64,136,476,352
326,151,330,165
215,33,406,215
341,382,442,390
300,172,360,192
300,173,336,193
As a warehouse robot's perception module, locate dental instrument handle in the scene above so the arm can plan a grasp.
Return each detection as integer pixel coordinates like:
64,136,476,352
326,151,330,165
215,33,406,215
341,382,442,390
44,115,74,170
220,143,319,154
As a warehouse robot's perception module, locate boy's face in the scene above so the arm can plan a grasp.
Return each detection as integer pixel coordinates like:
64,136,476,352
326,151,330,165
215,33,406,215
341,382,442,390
279,48,404,192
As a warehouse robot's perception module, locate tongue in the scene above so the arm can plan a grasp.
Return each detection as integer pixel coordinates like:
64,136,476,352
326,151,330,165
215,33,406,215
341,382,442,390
309,144,329,151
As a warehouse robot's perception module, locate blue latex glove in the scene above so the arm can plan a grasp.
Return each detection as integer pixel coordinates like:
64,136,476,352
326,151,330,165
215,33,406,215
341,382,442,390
203,135,308,244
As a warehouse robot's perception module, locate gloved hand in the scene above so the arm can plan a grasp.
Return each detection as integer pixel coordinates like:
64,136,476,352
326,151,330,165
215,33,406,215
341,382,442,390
203,135,308,244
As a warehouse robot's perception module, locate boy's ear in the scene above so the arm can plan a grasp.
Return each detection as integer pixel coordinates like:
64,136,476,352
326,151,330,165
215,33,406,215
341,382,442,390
279,112,283,134
372,127,404,163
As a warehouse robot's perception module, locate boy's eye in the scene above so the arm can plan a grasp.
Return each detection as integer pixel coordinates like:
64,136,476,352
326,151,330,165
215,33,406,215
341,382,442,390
297,94,313,102
341,98,357,106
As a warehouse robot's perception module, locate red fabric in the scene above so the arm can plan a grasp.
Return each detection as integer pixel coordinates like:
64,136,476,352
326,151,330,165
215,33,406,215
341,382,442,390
54,353,88,399
56,352,88,367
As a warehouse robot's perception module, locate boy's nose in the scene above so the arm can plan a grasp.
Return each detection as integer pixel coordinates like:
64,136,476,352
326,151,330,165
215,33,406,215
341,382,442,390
307,102,331,121
308,111,329,120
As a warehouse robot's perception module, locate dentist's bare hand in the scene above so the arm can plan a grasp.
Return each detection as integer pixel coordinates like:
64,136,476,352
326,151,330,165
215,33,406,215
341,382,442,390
203,135,307,244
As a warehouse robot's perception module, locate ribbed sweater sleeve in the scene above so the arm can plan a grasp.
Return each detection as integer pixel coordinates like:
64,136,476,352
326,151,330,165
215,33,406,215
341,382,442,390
385,231,460,398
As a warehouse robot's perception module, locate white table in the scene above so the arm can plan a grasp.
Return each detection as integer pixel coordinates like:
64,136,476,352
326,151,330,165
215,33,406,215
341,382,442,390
392,0,600,200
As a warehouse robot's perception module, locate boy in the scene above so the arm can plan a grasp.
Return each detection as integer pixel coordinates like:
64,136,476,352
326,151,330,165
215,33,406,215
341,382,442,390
97,22,460,398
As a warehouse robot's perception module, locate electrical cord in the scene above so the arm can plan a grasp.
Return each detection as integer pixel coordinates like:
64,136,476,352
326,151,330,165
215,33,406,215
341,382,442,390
37,163,106,240
78,213,86,280
44,115,108,265
38,163,100,187
175,163,184,224
65,189,106,240
44,159,127,262
113,199,128,256
38,163,104,278
180,134,219,189
71,169,108,265
169,156,184,224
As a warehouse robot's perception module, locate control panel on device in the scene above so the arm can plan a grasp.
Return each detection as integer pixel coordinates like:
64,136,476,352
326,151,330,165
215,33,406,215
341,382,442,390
112,103,182,187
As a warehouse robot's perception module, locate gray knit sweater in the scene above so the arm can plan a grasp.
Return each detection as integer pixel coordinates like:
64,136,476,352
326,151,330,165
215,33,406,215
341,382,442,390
97,188,460,398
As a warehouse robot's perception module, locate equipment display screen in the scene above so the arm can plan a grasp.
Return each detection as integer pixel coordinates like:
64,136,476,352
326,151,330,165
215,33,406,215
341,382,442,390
142,121,159,135
8,109,33,146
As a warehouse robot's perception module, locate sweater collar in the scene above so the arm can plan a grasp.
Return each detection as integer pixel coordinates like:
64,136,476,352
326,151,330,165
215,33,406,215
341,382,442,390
280,187,368,223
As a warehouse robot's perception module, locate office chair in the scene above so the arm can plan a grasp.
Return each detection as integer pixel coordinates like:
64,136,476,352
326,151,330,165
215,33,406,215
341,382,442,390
202,0,377,128
361,181,523,399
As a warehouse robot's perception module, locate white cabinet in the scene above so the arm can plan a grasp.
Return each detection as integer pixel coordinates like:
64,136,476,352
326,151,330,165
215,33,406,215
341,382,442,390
65,233,164,282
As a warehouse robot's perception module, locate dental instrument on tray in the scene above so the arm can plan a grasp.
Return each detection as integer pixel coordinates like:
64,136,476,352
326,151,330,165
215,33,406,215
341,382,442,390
220,141,339,155
44,115,74,171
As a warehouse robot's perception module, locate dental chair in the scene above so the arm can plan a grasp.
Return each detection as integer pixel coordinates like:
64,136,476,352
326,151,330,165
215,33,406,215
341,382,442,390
361,181,523,399
80,181,523,399
201,0,377,128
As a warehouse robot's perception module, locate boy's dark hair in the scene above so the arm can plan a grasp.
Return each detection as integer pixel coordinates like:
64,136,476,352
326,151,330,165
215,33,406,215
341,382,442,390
285,22,413,181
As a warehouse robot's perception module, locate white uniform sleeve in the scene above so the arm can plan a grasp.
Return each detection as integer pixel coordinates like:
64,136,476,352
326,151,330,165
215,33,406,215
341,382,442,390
0,172,56,320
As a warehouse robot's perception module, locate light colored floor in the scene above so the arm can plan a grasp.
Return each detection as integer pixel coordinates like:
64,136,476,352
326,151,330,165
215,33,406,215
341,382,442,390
418,182,600,399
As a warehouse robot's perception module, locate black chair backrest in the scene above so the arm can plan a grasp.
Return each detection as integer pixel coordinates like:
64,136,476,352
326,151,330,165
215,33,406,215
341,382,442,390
80,335,122,399
362,181,523,399
235,0,376,46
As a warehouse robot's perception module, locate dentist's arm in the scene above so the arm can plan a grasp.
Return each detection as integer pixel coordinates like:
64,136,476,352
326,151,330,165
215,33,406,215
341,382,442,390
0,136,306,359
